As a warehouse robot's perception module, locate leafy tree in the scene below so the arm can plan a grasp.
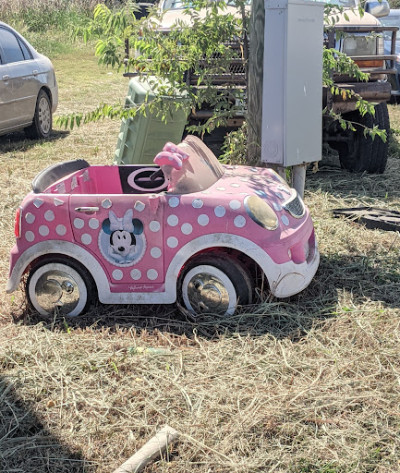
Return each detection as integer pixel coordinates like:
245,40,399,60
59,0,385,160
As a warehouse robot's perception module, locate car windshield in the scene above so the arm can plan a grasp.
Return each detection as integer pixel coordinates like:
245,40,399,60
162,0,249,10
380,14,400,28
319,0,356,7
167,136,224,194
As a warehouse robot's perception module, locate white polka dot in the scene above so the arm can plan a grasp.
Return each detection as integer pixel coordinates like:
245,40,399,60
167,237,178,248
74,218,84,229
135,201,145,212
81,233,92,245
168,197,179,208
147,269,158,281
230,183,240,188
56,225,67,236
56,183,66,194
167,215,179,227
131,269,142,280
102,199,112,209
39,225,49,236
229,200,241,210
25,231,35,242
33,199,43,208
274,192,284,200
281,215,289,226
215,206,226,218
89,218,99,229
151,247,162,258
198,214,209,226
53,198,64,206
181,223,193,235
112,269,123,280
234,215,246,228
149,221,160,232
44,210,55,222
273,202,282,211
217,187,226,191
25,213,35,224
192,199,203,209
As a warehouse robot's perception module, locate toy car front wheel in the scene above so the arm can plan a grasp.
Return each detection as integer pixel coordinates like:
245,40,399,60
179,255,253,316
26,259,93,317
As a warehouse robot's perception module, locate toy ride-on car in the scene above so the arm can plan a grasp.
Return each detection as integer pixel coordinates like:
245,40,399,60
6,136,320,317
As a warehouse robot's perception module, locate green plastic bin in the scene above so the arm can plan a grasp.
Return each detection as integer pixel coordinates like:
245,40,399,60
114,76,189,165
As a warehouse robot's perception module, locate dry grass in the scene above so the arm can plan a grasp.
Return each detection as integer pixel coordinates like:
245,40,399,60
1,43,400,472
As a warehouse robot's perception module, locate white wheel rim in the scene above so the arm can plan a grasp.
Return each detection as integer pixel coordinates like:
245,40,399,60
182,264,238,316
28,263,87,317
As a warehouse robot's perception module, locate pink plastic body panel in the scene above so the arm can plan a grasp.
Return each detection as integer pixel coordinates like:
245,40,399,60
7,153,319,303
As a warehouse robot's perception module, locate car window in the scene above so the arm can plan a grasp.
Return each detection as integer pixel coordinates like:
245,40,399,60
0,27,31,64
320,0,356,7
380,15,400,28
18,39,32,60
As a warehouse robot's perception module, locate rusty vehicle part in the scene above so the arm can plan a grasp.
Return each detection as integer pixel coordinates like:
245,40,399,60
333,207,400,231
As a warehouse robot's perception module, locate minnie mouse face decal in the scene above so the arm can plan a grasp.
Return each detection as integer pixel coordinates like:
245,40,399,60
98,209,146,267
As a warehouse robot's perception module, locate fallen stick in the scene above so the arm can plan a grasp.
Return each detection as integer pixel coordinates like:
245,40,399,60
112,425,179,473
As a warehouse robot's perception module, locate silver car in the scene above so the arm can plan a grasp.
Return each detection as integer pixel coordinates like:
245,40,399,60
0,22,58,139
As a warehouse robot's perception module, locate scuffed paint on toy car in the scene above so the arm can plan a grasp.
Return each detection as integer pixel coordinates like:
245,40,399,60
6,136,319,317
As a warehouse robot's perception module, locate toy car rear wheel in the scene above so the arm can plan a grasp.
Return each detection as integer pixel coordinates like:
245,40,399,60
179,255,253,316
26,259,94,317
24,89,52,139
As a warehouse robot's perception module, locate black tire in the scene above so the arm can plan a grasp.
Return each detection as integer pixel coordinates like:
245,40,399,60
337,102,389,174
178,255,253,316
24,89,52,139
368,102,389,174
26,257,95,317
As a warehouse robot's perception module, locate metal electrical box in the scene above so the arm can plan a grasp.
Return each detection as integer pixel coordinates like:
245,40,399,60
261,0,324,166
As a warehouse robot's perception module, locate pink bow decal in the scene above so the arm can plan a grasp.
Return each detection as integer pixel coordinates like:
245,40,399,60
154,142,189,170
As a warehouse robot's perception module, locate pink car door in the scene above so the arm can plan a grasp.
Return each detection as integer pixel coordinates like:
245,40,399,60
69,194,166,290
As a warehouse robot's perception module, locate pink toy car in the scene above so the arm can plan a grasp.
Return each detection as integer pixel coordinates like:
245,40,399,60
6,136,319,317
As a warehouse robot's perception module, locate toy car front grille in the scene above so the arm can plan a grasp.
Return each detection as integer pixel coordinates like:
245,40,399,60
283,191,305,219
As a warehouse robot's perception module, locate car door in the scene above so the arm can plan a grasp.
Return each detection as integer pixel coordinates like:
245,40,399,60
0,55,14,132
0,26,39,127
69,194,166,292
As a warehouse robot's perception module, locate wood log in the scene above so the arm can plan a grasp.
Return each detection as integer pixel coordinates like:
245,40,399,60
112,425,179,473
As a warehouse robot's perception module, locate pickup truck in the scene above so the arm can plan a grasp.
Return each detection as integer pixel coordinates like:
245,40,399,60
152,0,397,173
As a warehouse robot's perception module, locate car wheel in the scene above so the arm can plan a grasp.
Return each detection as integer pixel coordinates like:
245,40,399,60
26,259,94,317
367,102,389,174
25,89,52,139
179,255,253,316
337,103,389,174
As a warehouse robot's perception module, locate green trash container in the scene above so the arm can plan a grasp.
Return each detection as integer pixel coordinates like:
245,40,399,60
114,76,189,165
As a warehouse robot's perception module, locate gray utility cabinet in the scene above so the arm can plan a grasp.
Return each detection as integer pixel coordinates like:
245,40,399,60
261,0,324,167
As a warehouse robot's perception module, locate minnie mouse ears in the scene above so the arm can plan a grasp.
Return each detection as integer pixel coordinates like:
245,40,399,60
153,142,190,170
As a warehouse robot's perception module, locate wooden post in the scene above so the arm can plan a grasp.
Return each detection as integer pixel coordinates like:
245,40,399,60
112,425,179,473
247,0,264,164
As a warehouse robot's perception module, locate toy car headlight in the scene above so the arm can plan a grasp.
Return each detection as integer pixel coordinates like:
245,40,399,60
244,195,278,230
